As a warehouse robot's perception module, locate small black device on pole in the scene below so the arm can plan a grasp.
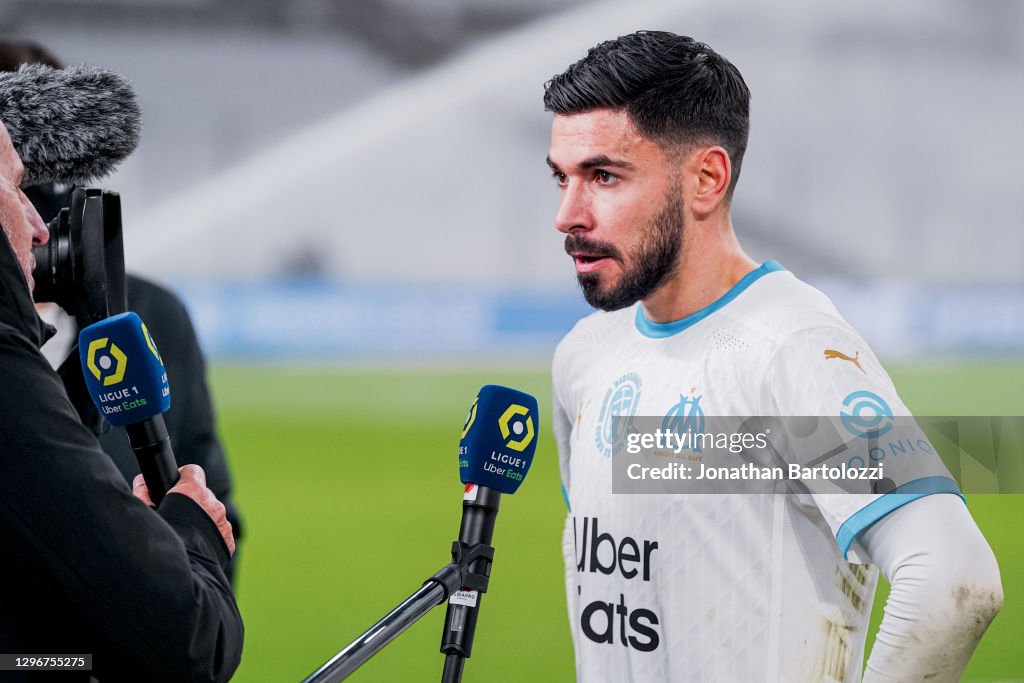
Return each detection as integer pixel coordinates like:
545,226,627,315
302,385,538,683
439,483,500,682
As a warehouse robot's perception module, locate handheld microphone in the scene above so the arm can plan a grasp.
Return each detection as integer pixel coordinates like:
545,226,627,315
0,64,141,185
441,385,539,681
78,312,179,504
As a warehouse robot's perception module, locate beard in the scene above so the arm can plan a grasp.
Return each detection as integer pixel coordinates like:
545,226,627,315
566,194,684,311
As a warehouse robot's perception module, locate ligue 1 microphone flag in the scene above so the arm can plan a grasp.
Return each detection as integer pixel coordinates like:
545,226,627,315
79,311,170,427
459,384,538,494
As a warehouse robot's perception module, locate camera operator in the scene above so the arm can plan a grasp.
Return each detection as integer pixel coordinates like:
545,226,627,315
0,40,245,586
0,113,242,682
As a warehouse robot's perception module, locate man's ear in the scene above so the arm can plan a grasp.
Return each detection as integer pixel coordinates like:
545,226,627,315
687,146,732,216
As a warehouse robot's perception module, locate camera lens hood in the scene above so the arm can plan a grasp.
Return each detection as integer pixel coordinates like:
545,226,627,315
31,188,126,325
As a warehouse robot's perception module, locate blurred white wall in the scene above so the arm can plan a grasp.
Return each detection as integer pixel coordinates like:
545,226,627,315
4,0,1023,287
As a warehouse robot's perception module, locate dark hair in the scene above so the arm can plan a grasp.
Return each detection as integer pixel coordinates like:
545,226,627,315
544,31,750,198
0,40,64,71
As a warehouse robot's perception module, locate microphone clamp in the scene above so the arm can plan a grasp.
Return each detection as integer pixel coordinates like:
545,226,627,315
426,540,496,601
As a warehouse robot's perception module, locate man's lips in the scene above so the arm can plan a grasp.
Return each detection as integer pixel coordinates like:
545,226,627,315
569,251,613,274
564,235,619,274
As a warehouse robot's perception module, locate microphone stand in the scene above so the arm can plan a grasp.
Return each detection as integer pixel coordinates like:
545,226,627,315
302,487,501,683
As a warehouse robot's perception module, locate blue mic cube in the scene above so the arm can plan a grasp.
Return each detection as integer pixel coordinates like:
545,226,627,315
78,311,170,427
459,385,538,494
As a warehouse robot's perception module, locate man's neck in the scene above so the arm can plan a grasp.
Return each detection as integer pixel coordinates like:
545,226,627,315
640,222,757,324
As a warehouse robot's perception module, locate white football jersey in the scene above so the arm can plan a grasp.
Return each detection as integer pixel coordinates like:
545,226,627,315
552,262,960,683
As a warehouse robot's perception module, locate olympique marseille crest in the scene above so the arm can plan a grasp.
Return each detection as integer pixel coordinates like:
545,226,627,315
662,387,705,453
595,372,643,457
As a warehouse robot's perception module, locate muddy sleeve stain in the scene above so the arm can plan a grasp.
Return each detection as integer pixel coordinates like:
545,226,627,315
863,580,1003,682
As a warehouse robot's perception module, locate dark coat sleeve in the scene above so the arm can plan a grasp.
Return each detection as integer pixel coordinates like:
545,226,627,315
99,276,243,570
0,322,243,682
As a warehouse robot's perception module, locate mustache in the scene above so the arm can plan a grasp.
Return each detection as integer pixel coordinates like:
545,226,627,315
564,234,621,260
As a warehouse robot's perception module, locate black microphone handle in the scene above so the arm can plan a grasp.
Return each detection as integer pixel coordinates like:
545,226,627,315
440,484,502,679
125,414,180,505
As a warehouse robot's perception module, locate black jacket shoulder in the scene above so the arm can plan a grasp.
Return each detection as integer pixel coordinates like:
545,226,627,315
0,232,243,681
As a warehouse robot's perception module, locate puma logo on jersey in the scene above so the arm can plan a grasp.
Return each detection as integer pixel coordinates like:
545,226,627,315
824,349,865,374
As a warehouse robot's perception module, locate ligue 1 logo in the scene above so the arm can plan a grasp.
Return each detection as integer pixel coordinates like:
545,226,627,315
498,404,535,452
141,321,162,363
462,397,479,438
85,337,127,387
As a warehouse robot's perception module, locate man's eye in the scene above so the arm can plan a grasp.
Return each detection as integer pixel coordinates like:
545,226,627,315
552,171,567,186
595,170,617,185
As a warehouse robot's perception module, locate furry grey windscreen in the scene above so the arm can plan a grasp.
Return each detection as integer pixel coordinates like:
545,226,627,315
0,64,142,185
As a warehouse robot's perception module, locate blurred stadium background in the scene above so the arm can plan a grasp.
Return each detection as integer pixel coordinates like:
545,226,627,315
3,0,1022,680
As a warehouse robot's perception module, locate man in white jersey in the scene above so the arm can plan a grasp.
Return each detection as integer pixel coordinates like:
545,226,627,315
544,31,1002,682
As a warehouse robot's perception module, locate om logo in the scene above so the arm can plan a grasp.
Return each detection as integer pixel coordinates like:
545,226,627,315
662,388,705,453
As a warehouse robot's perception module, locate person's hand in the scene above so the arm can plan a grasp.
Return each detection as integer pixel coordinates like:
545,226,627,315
133,464,236,556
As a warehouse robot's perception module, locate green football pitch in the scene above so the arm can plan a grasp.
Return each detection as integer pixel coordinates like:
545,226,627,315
210,362,1024,682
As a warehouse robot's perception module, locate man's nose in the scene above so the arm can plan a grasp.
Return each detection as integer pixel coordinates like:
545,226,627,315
554,183,593,234
22,193,48,246
33,219,49,246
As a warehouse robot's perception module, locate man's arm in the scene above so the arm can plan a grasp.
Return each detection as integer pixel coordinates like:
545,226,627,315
763,321,1002,679
859,494,1002,682
0,326,243,682
114,275,244,574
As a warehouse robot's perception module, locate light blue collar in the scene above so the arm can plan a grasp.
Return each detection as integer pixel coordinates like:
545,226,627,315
634,261,785,338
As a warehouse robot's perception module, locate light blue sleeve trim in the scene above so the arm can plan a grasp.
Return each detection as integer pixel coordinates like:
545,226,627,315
561,483,571,512
634,261,785,338
835,476,965,559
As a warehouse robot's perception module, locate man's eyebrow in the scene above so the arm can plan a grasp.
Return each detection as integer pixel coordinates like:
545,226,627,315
546,155,635,172
579,155,634,171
